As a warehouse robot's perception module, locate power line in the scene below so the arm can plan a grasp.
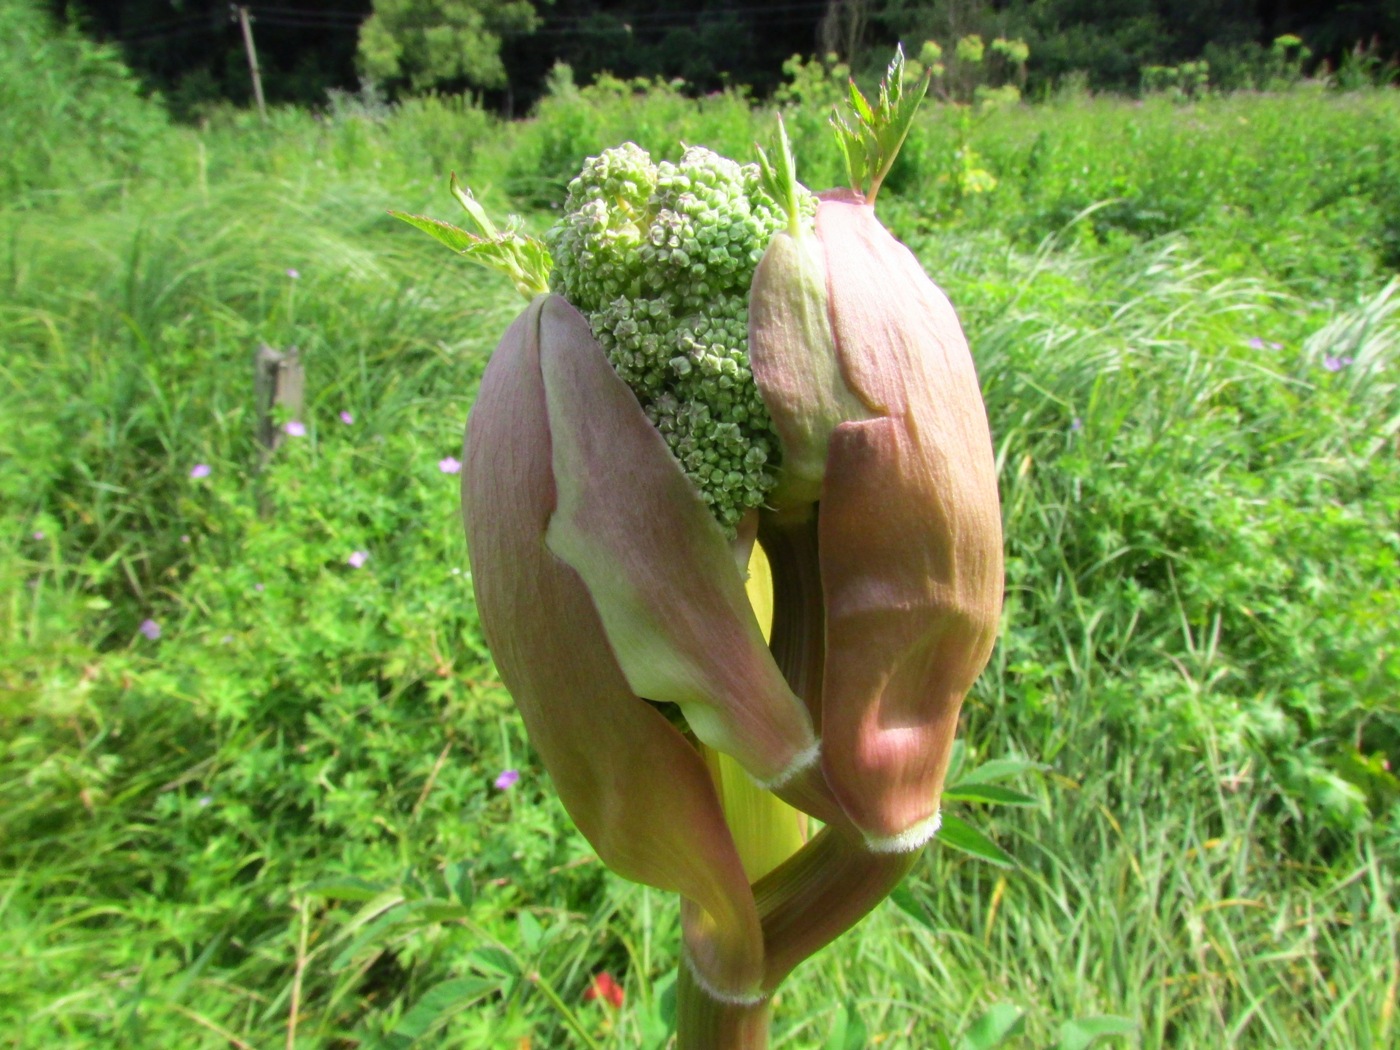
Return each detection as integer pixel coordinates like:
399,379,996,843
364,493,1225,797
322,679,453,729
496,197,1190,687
246,5,364,24
250,15,361,31
239,1,830,31
104,3,833,55
109,14,216,44
111,21,223,46
243,1,828,22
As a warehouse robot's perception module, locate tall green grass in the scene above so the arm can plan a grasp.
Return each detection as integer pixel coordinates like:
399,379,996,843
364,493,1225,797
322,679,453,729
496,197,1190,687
2,3,1397,1045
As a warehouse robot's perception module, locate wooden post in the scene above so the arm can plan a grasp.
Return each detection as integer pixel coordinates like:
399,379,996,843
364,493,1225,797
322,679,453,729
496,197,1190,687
233,5,268,123
254,344,304,463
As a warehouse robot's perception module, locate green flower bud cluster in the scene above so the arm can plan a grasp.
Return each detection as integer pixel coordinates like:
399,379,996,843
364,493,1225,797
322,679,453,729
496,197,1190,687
548,142,815,532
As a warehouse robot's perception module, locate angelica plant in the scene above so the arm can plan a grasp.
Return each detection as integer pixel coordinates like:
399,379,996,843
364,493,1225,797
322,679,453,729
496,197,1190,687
547,142,816,532
399,47,1004,1049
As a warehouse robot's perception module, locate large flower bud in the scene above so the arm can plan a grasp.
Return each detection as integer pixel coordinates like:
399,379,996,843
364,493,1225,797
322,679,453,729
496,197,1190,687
749,190,1004,851
463,294,821,1002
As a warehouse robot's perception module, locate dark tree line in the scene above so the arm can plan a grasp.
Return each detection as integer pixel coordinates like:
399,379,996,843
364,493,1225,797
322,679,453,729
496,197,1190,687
55,0,1400,117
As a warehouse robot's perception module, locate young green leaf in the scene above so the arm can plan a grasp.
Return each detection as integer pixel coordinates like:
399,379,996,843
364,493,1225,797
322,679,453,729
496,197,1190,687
388,977,504,1045
829,44,933,203
942,783,1037,807
955,756,1047,785
936,814,1015,868
755,113,804,236
391,176,552,299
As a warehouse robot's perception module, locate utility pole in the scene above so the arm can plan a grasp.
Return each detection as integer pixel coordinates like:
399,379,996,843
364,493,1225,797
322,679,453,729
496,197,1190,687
232,5,267,123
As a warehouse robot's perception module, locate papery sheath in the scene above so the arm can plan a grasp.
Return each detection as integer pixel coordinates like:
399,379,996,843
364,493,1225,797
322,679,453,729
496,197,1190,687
750,193,1004,849
816,195,1003,849
463,297,764,999
537,296,819,789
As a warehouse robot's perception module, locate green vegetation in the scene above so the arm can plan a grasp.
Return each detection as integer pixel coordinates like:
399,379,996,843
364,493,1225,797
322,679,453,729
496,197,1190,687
357,0,542,93
3,3,1397,1046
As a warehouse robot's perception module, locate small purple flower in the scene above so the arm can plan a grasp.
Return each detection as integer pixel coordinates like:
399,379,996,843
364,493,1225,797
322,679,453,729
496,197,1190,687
1269,341,1283,350
347,550,369,568
286,268,301,280
1323,355,1354,373
284,420,307,437
438,456,463,475
190,463,211,479
139,619,162,641
339,411,354,425
32,530,44,541
1071,416,1083,431
494,769,520,791
254,582,264,592
180,534,190,544
197,794,213,808
1247,337,1266,350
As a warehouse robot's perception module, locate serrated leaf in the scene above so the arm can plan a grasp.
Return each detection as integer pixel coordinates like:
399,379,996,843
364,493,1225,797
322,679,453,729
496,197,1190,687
958,1003,1024,1050
468,946,519,978
848,80,875,124
831,112,869,197
755,114,805,233
936,814,1015,868
390,211,478,254
828,44,931,202
450,175,499,237
1055,1015,1137,1050
392,183,552,298
942,784,1037,807
389,977,502,1042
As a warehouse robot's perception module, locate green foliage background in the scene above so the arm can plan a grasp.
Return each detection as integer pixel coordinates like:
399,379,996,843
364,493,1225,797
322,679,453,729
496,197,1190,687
357,0,541,92
2,2,1398,1047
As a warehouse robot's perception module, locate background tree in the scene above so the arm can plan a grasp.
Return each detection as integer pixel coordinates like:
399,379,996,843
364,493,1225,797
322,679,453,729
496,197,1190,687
356,0,540,92
52,0,1400,114
819,0,874,69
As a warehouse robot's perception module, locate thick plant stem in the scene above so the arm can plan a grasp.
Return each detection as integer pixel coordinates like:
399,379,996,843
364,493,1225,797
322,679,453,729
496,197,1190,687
676,963,772,1050
755,824,920,989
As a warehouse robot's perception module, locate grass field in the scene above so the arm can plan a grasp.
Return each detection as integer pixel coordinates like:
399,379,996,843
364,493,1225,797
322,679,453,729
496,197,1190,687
3,2,1398,1047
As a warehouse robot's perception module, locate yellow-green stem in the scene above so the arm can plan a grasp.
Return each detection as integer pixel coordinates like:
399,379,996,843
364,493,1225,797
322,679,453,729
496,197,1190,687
701,746,807,883
701,540,809,883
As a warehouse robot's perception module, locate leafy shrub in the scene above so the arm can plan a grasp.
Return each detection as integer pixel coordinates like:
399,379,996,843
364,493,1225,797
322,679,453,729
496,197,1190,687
504,65,762,206
1201,34,1314,92
1140,60,1211,100
0,0,177,201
